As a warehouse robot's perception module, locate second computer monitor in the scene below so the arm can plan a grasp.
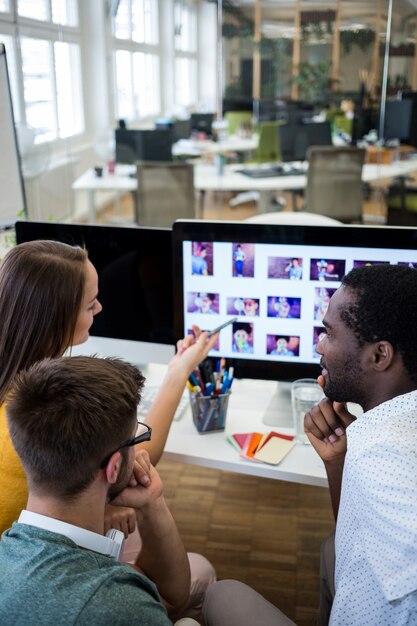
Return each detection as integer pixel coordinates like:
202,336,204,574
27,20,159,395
115,128,173,164
190,113,214,137
381,99,413,142
279,121,332,162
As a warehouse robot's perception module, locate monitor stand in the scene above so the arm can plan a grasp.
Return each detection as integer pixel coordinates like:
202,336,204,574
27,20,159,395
262,381,293,428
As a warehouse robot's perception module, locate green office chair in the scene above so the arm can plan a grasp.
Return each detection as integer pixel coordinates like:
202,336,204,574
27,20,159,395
224,110,253,136
229,121,284,209
334,114,353,137
254,121,282,163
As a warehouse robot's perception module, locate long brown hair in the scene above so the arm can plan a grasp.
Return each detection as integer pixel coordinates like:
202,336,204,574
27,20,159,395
0,240,88,403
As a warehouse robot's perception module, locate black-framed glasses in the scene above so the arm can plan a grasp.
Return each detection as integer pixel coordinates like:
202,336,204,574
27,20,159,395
99,420,152,469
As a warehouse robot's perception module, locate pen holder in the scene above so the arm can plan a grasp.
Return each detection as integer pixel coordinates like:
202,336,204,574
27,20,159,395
189,391,231,434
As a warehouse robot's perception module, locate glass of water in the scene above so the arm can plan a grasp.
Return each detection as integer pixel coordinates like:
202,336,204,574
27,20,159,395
291,378,324,445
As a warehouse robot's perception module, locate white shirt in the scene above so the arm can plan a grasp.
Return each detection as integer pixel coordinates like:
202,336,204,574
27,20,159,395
330,390,417,626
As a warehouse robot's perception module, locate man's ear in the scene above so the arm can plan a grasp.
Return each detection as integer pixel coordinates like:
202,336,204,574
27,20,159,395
372,340,395,371
104,451,122,485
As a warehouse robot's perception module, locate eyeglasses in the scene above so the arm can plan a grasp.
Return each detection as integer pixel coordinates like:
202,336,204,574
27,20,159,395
99,420,152,469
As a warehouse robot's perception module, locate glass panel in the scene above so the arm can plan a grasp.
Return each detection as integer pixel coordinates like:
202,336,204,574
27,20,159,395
52,0,78,27
115,49,134,120
114,0,130,39
55,42,84,137
175,1,197,53
133,51,160,116
18,0,49,21
0,34,21,123
0,0,10,12
175,57,196,106
20,37,56,142
132,0,158,45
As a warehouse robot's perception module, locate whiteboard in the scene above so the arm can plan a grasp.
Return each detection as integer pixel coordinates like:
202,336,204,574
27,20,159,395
0,44,25,226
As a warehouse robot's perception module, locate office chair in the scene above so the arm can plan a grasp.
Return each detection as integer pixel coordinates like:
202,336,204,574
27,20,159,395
224,110,253,135
386,175,417,226
229,121,284,209
254,120,282,163
305,146,366,222
135,161,195,227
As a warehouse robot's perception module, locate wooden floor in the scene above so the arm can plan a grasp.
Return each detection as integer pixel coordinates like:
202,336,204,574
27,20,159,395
158,459,334,626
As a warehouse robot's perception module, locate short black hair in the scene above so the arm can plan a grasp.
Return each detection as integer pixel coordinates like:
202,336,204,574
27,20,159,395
341,264,417,380
233,322,252,334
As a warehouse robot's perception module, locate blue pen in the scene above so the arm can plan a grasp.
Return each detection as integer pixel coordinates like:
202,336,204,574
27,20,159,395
189,372,200,388
205,382,214,396
220,372,229,394
227,376,234,390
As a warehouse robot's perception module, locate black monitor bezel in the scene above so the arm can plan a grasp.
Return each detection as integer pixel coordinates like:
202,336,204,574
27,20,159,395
173,219,417,382
15,220,175,346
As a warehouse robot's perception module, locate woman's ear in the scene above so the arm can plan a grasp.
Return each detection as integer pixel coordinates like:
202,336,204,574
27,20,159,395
104,451,122,485
372,340,394,371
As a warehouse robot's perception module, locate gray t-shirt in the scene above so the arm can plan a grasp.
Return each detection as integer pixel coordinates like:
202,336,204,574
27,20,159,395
0,523,172,626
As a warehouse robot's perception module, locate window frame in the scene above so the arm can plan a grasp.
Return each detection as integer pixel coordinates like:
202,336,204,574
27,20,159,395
111,0,162,123
0,0,85,147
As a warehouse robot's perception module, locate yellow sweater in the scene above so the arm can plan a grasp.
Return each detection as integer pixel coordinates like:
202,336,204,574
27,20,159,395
0,403,28,534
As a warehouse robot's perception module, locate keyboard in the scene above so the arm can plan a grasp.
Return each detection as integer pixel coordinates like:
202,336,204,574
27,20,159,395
237,165,305,178
137,386,189,422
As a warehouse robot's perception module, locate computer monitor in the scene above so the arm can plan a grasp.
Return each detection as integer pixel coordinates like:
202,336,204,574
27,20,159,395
279,121,332,162
401,92,417,147
15,221,175,364
380,99,413,142
115,128,173,164
190,113,214,137
173,219,417,385
173,119,192,141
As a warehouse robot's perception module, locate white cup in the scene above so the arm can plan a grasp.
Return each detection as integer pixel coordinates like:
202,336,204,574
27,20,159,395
291,378,324,444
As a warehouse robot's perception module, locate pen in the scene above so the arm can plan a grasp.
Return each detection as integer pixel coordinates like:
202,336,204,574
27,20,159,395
189,372,200,388
220,372,229,394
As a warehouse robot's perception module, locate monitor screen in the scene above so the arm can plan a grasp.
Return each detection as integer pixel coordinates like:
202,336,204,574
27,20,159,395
190,113,214,137
15,221,175,346
173,219,417,382
381,99,413,141
279,121,332,162
115,128,173,164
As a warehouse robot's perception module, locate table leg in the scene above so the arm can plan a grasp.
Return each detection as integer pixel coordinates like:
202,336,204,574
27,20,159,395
88,190,96,223
258,190,275,213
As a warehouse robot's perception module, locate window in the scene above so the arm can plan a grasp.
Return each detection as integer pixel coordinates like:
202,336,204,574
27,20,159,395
112,0,161,121
18,0,78,26
174,0,197,108
174,0,196,53
0,0,84,143
175,56,196,107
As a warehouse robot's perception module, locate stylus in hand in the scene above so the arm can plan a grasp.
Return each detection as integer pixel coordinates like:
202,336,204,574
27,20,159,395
207,317,238,337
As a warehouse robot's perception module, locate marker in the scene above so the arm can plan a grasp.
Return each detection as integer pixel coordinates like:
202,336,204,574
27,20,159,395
207,317,238,337
220,372,229,394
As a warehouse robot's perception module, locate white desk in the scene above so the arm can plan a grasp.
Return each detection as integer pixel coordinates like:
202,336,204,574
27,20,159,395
194,160,417,213
71,336,327,488
72,165,137,223
173,134,258,158
72,158,417,222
